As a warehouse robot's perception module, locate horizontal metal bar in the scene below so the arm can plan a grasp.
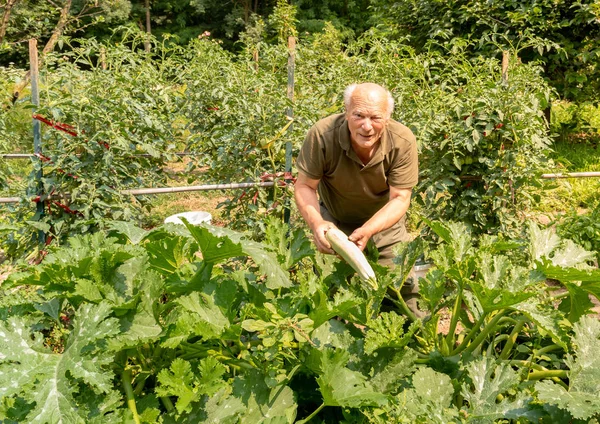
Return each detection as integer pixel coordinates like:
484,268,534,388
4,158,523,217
0,154,34,159
0,152,195,159
122,182,276,195
0,197,21,204
0,181,278,204
541,172,600,179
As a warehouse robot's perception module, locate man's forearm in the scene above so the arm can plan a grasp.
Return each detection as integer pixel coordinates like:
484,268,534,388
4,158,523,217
362,190,411,236
294,184,325,230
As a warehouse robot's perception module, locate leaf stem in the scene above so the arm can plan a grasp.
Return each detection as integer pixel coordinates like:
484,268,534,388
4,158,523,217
161,395,175,413
300,402,325,423
387,290,417,321
527,370,568,381
445,286,463,348
499,317,526,360
450,312,486,356
122,368,142,424
503,360,569,389
461,310,507,356
534,344,563,357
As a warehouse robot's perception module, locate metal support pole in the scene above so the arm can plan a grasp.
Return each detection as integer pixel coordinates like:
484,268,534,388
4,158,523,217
0,181,278,204
30,39,45,244
284,35,296,224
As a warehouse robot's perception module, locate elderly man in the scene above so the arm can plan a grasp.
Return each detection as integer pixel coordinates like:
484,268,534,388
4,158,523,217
294,82,422,316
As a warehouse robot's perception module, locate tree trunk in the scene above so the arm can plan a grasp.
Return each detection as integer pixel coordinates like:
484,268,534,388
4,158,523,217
144,0,151,52
0,0,19,45
42,0,72,55
12,0,72,103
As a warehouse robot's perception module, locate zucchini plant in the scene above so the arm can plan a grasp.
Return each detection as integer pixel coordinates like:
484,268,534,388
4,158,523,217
0,218,599,423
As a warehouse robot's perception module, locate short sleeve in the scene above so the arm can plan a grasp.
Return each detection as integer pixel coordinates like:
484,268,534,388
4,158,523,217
387,133,419,189
296,125,325,180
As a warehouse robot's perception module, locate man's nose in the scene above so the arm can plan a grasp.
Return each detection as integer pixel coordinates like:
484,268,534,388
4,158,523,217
362,119,373,131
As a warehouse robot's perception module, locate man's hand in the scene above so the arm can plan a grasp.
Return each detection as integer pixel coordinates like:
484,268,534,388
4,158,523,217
313,222,336,254
348,227,372,251
294,172,338,254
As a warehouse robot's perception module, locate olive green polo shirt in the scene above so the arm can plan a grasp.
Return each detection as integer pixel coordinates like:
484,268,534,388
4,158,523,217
296,113,418,226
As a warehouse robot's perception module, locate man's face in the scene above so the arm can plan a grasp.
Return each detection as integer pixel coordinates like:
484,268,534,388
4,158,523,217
346,92,389,152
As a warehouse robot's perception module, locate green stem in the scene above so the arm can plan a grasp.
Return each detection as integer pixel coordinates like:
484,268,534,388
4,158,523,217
499,317,526,360
527,370,568,381
415,351,430,360
450,313,486,356
497,316,517,326
445,286,463,348
300,403,325,423
122,369,141,424
387,290,417,321
487,334,509,356
534,344,563,357
133,374,147,396
161,396,175,413
461,310,507,356
549,291,570,300
503,360,569,389
505,359,545,371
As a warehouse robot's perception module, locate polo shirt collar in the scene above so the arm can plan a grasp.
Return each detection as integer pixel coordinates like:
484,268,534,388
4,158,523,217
338,116,393,166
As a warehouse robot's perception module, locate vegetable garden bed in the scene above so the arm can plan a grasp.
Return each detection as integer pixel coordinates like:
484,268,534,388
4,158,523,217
1,218,599,423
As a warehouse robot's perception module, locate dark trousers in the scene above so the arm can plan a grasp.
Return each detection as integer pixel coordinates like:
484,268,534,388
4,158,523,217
320,205,425,318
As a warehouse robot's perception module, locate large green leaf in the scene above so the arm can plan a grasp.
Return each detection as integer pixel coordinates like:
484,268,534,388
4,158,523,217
263,217,315,268
231,371,297,423
425,220,473,263
0,302,120,424
144,234,197,276
528,222,561,262
156,357,227,415
417,268,447,313
364,312,419,354
316,348,388,407
182,222,244,263
109,269,164,350
202,388,245,424
369,348,418,394
181,222,292,289
309,288,362,329
106,220,148,245
470,284,535,313
538,259,600,283
550,240,596,268
561,282,595,323
391,238,424,287
310,319,356,350
162,291,230,347
536,316,600,420
514,300,570,349
396,367,459,422
462,357,536,422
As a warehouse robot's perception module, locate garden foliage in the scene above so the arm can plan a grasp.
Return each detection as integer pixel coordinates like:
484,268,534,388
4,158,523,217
1,218,599,422
369,0,600,103
1,20,552,251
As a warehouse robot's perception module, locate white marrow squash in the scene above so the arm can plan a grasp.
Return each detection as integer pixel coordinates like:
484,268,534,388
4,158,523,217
325,227,378,289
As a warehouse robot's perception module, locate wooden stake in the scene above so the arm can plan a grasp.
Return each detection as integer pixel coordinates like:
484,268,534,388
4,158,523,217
502,50,509,84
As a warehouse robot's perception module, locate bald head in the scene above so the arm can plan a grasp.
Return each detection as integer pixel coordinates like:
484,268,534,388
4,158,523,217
343,83,394,119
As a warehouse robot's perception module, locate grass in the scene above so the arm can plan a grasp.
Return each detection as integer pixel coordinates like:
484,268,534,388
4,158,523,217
140,190,230,228
534,138,600,216
139,158,232,229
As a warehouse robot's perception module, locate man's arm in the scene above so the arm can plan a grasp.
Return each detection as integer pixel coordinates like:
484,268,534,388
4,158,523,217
348,186,412,251
294,171,335,254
